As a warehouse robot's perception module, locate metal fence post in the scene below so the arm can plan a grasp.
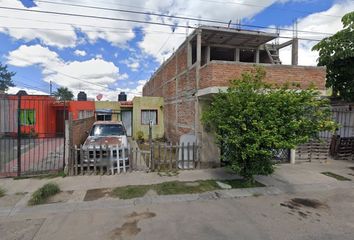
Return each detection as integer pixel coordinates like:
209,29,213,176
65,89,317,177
17,95,21,176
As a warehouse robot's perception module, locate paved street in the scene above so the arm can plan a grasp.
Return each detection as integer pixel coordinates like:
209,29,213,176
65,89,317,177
1,187,354,240
1,160,354,239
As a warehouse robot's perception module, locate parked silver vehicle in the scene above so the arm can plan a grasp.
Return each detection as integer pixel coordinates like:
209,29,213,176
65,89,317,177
82,121,130,167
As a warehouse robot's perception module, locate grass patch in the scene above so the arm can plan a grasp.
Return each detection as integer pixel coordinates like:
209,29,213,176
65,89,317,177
221,179,265,188
155,180,220,195
321,172,351,181
0,187,5,198
110,179,264,199
28,183,60,205
112,185,151,200
14,171,66,180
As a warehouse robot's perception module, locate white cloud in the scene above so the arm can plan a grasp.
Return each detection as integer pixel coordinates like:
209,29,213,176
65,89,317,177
0,0,293,52
6,44,141,100
7,86,47,95
278,0,354,66
74,49,87,56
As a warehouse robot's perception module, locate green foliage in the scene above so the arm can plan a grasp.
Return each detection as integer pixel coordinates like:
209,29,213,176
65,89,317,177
112,185,151,199
312,11,354,101
28,183,60,205
0,62,15,92
53,87,74,101
0,187,5,197
202,67,336,182
137,130,144,142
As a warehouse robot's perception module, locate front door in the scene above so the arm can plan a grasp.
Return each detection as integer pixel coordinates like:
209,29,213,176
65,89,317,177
121,111,132,137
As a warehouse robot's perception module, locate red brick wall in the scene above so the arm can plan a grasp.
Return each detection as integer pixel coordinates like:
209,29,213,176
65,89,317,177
70,116,95,146
200,62,326,90
143,46,327,143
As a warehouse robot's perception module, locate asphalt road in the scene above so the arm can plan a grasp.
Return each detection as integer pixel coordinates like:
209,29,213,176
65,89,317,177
1,187,354,240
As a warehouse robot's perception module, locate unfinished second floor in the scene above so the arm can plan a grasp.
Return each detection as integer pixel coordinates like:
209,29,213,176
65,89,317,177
143,26,326,99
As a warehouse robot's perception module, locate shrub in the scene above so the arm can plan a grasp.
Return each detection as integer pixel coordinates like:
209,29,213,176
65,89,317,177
202,67,336,182
28,183,60,205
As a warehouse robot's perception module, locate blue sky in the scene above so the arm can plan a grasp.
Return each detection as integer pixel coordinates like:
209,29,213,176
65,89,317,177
0,0,353,100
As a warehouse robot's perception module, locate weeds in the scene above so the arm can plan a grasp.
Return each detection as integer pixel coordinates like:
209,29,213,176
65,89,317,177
28,183,60,205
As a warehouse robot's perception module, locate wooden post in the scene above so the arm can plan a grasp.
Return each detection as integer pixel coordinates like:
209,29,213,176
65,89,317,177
116,144,120,174
109,146,114,175
122,145,126,173
99,145,103,175
93,145,97,174
169,143,173,170
74,145,78,175
192,143,195,168
187,142,190,169
80,145,83,175
175,144,179,169
164,142,167,170
181,142,185,170
158,144,161,171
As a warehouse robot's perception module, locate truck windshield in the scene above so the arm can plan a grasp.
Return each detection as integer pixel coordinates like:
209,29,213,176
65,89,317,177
90,124,125,136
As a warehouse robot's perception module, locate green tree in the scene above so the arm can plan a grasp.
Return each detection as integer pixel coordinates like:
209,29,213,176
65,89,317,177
53,87,74,101
0,62,15,92
312,11,354,101
202,67,336,182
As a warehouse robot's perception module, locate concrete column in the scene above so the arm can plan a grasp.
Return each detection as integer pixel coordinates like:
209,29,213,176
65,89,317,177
255,48,260,63
235,48,240,62
187,40,192,67
291,38,298,66
290,149,296,164
195,29,202,146
206,46,210,63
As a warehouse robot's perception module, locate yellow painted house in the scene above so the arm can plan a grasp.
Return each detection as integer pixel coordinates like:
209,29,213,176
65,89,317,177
93,96,164,140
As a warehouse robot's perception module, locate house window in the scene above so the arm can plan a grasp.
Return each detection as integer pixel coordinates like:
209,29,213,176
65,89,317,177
141,110,158,125
20,109,35,126
79,110,94,119
97,114,112,121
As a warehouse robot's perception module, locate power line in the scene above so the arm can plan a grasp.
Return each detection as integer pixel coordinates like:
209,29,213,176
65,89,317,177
0,15,186,35
200,0,343,18
0,49,142,96
0,4,337,36
63,0,343,19
0,5,195,30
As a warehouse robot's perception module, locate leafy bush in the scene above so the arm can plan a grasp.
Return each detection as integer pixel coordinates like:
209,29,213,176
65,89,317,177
137,131,144,142
202,67,336,182
28,183,60,205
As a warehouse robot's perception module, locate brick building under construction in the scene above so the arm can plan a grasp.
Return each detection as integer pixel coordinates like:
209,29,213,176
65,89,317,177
143,26,326,166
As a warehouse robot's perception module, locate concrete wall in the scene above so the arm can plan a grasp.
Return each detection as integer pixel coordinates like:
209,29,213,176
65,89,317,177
132,97,164,140
94,101,121,121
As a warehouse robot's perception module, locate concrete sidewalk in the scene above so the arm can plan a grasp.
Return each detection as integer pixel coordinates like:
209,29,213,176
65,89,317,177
0,168,239,194
1,159,353,194
1,160,354,218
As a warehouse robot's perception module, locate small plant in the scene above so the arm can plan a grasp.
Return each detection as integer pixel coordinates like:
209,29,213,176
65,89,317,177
137,131,144,143
112,185,150,199
28,183,60,205
0,187,6,198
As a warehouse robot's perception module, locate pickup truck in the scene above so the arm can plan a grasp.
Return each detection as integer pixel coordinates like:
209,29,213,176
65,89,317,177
82,121,129,167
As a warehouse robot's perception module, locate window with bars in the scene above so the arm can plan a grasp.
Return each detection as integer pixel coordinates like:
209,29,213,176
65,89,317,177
78,110,94,119
141,110,158,125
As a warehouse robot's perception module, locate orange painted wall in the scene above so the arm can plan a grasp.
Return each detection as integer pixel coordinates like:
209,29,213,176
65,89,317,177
68,101,95,120
7,95,57,137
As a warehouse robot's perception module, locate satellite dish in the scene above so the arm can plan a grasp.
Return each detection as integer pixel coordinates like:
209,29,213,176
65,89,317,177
96,93,103,101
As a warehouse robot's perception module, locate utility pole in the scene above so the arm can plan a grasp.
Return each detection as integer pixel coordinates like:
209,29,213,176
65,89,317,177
50,81,52,95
